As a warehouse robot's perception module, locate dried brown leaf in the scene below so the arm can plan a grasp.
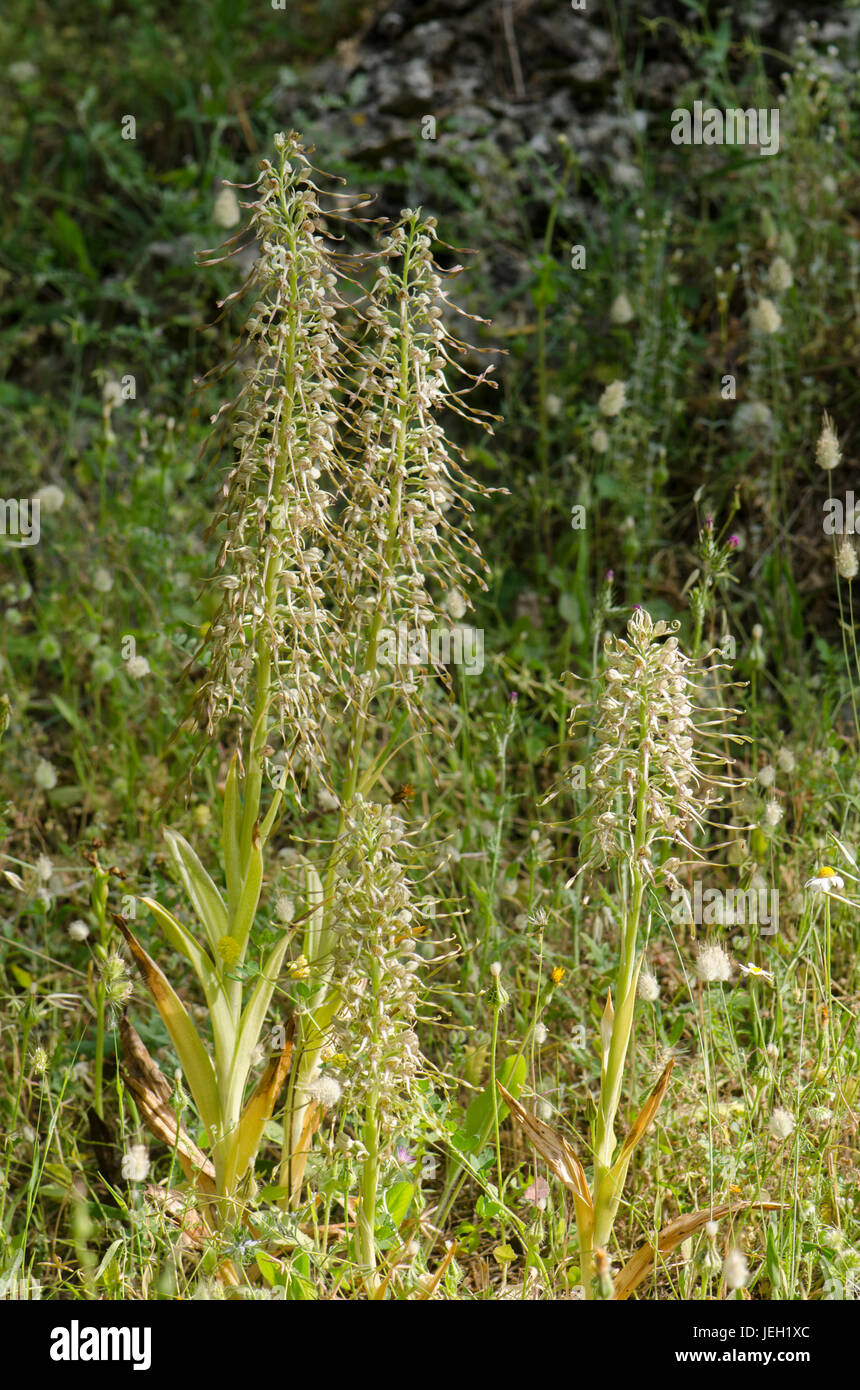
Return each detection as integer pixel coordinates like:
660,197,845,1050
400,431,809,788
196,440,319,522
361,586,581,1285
614,1201,784,1300
618,1058,675,1164
498,1083,592,1231
233,1018,295,1180
119,1013,216,1194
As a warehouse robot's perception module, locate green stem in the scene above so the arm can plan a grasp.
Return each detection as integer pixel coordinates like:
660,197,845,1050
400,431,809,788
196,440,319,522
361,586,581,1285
93,981,105,1120
358,952,383,1291
282,228,417,1196
490,998,505,1245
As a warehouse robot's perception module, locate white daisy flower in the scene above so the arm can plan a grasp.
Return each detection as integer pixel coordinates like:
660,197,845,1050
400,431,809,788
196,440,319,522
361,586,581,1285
738,962,774,983
804,866,844,892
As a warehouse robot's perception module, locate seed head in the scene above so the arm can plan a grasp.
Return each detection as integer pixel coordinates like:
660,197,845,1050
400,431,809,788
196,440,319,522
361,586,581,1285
121,1145,151,1182
750,297,782,334
638,969,660,1002
696,943,732,984
816,413,841,470
768,256,793,291
598,380,627,417
836,537,858,580
609,292,635,324
768,1106,795,1141
723,1248,749,1290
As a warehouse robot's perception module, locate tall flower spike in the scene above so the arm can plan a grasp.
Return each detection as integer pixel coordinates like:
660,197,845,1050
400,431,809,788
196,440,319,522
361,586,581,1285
332,209,497,748
330,795,425,1126
577,607,741,878
192,132,357,789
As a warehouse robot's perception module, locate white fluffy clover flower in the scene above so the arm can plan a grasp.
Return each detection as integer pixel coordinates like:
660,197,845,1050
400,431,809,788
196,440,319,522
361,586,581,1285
609,291,635,324
768,256,794,291
768,1106,795,1141
34,484,65,514
307,1074,343,1111
576,608,738,875
696,943,732,983
329,796,427,1128
638,969,660,1002
750,297,782,334
598,379,627,417
763,799,783,829
34,758,58,791
212,184,241,228
816,412,841,471
723,1248,749,1290
732,400,773,440
836,537,858,580
121,1145,150,1182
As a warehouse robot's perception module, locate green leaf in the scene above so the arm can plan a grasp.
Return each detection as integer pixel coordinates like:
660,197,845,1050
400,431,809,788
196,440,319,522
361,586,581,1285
49,693,84,732
139,895,235,1077
115,918,220,1143
225,929,292,1128
255,1249,280,1286
257,1184,291,1203
222,754,243,920
50,209,95,277
95,1239,124,1281
766,1218,785,1296
11,964,32,990
232,824,263,961
464,1053,527,1142
384,1180,415,1227
163,827,228,958
302,860,325,966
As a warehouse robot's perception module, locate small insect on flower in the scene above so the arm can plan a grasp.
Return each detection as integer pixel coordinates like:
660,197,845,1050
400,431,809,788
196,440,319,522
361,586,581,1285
390,782,415,806
738,962,774,983
804,866,845,893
